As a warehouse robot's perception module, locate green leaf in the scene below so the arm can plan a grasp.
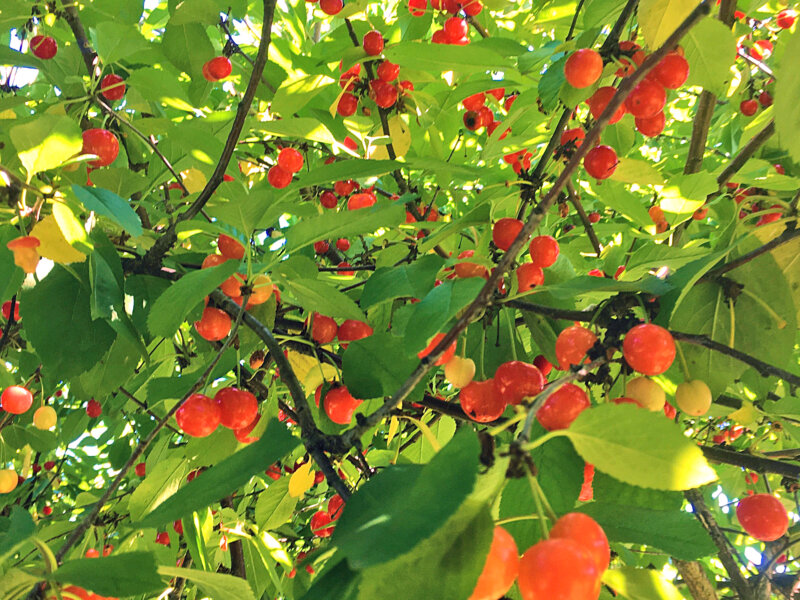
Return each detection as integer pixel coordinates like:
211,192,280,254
51,553,163,596
520,310,561,366
402,278,484,353
0,507,35,562
589,180,651,227
254,118,338,144
532,274,671,300
342,333,419,400
72,185,143,236
161,22,214,76
360,256,445,308
21,264,116,379
136,420,298,528
563,403,717,490
532,434,584,516
332,428,479,569
638,0,697,48
682,17,736,98
384,41,515,73
300,555,361,600
128,457,188,522
146,260,239,337
0,45,42,68
578,503,715,560
608,158,665,186
255,477,299,530
9,115,82,177
126,67,197,112
281,278,365,321
158,567,257,600
775,28,800,163
94,21,152,63
603,567,687,600
284,202,405,255
294,159,401,188
592,470,683,511
660,172,718,214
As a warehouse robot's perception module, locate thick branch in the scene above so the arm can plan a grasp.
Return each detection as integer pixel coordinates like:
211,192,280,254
141,0,277,269
674,559,719,600
685,488,755,600
339,1,711,449
701,446,800,479
506,299,593,322
671,330,800,387
684,91,716,175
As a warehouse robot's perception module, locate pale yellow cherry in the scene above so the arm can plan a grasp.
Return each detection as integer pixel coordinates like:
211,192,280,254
675,380,712,416
625,376,666,411
445,356,476,389
33,406,57,430
0,468,18,493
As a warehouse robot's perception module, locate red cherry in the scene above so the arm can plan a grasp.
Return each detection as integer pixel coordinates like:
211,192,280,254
750,39,773,60
371,80,398,108
740,99,758,116
135,462,146,477
347,192,377,210
463,0,482,15
463,92,486,112
653,52,689,89
234,413,261,443
550,512,610,572
42,506,53,516
363,30,384,56
494,361,545,405
622,323,676,375
560,127,585,148
579,463,595,501
337,93,359,116
564,48,603,88
492,218,524,251
174,520,184,535
736,494,789,541
587,87,626,124
625,80,666,118
336,238,350,252
588,211,601,223
44,461,56,471
584,145,618,180
663,402,677,419
528,235,559,268
310,510,335,537
30,35,57,59
759,91,773,107
454,250,489,279
206,56,232,81
324,386,361,424
460,379,505,423
376,60,400,82
463,110,482,131
334,179,358,196
268,164,292,189
408,0,427,16
320,0,343,14
155,531,170,546
328,494,345,520
444,17,468,39
469,526,519,600
82,129,119,167
85,548,100,558
314,240,330,254
1,385,33,414
1,300,20,321
635,111,666,137
311,313,338,344
536,383,590,431
215,387,258,430
277,148,304,173
218,234,245,260
417,333,457,366
337,319,373,342
776,9,797,29
555,325,598,369
176,393,221,437
533,354,553,376
265,464,281,480
195,307,231,341
516,263,544,292
518,538,601,600
320,190,338,209
86,399,102,418
100,74,126,100
201,253,226,269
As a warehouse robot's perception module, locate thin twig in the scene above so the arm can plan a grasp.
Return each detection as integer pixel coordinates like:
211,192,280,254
566,180,601,256
737,49,775,79
117,386,181,435
715,120,775,186
701,225,800,280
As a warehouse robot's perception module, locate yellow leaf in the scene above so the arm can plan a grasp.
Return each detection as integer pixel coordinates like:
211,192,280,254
639,0,698,49
386,416,399,445
0,109,16,120
181,167,207,194
369,115,411,160
728,401,760,427
30,213,87,264
288,462,315,498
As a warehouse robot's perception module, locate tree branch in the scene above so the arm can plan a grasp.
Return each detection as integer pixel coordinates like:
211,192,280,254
599,0,639,53
685,488,755,600
674,559,719,600
671,330,800,387
338,1,712,449
566,179,602,256
701,445,800,479
220,496,246,579
715,120,775,187
140,0,278,269
700,225,800,281
506,299,594,322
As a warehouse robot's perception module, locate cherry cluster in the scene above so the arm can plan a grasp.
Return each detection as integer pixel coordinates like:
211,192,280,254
407,0,483,46
267,147,305,189
175,386,260,442
336,60,412,117
461,88,516,136
309,493,345,538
